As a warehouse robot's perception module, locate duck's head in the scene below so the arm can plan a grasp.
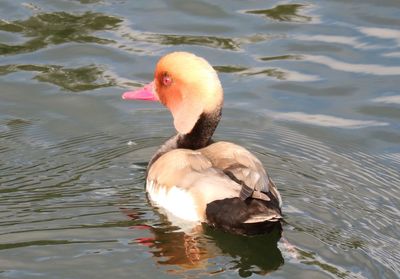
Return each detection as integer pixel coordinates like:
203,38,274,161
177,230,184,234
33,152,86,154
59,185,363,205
122,52,223,134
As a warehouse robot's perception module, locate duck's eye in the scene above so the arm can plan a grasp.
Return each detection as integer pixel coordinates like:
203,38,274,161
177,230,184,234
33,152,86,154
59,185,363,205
162,75,172,86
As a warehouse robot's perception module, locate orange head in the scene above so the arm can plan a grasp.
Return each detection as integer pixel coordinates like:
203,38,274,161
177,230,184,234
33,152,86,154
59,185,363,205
122,52,223,134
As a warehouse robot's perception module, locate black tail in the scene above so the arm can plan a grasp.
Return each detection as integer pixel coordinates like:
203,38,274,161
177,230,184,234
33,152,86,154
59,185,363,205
205,194,282,235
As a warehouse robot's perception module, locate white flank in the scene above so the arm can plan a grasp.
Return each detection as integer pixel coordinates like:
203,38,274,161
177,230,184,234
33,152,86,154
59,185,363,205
146,180,200,222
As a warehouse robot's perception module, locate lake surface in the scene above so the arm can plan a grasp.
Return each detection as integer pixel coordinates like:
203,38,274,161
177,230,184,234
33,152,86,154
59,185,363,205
1,0,399,278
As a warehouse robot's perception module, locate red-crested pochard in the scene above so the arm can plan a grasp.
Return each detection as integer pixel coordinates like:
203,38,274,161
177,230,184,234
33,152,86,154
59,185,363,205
122,52,282,235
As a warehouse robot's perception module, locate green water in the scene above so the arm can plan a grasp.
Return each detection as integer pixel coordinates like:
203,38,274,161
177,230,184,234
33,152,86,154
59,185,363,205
1,1,399,278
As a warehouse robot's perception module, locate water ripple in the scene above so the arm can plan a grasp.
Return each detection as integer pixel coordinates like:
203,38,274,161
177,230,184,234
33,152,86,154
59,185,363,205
120,30,240,51
358,27,400,46
371,95,400,105
0,64,114,91
303,55,400,76
216,64,319,82
269,111,388,128
245,4,313,23
295,34,372,49
0,12,122,56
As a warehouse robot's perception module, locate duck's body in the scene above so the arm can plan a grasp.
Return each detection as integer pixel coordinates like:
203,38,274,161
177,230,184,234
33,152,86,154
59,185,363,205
123,52,282,235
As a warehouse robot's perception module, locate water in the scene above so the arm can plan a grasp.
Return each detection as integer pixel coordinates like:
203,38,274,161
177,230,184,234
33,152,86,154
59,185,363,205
1,0,399,278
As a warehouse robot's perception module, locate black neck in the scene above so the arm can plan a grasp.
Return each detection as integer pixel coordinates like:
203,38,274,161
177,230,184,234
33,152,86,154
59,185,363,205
176,108,221,150
147,107,221,170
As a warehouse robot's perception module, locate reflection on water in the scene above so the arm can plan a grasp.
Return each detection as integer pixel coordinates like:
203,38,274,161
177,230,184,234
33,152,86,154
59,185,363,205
204,226,283,277
125,207,284,277
76,0,102,4
135,33,240,50
260,54,302,61
214,65,248,73
118,25,279,53
0,64,113,91
0,12,121,55
246,4,312,23
215,62,319,82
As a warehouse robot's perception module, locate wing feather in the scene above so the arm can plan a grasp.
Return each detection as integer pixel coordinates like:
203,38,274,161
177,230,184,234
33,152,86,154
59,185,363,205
200,141,276,202
148,149,213,190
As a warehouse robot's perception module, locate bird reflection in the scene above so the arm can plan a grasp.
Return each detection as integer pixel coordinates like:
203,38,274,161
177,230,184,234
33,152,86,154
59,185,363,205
204,225,284,277
122,208,284,277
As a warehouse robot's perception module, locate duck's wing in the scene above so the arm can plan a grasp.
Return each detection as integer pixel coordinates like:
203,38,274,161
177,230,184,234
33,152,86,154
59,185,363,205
147,149,212,190
146,149,241,222
200,141,282,206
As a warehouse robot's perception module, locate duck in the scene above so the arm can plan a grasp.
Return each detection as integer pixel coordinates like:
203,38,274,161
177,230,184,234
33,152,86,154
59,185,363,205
122,52,282,235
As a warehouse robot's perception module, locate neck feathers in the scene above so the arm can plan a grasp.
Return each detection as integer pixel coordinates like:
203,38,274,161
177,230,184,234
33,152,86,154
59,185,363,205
177,107,221,150
147,106,222,171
